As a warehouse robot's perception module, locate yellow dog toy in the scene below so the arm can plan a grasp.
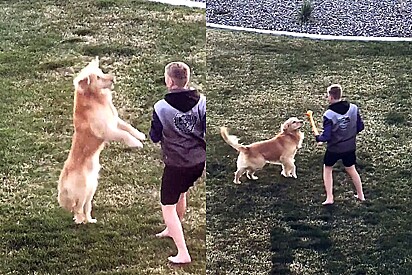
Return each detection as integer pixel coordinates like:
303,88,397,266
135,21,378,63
306,110,319,136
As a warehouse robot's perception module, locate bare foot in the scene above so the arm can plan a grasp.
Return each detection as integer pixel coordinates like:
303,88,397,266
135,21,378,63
322,200,334,205
156,228,171,238
354,195,366,201
168,254,191,264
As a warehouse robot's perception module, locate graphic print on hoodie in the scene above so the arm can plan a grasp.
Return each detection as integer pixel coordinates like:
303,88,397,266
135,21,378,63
150,89,206,167
316,101,364,153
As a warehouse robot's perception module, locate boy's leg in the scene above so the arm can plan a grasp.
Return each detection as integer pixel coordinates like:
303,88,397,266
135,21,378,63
322,165,334,205
345,165,365,201
157,163,203,262
177,192,187,221
156,192,186,238
161,204,191,264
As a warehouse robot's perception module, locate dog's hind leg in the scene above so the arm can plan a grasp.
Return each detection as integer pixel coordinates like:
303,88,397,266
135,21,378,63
83,180,98,223
234,167,246,184
84,199,97,223
73,198,87,224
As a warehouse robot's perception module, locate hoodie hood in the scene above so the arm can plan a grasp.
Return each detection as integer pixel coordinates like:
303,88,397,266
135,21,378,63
164,89,200,113
328,100,350,115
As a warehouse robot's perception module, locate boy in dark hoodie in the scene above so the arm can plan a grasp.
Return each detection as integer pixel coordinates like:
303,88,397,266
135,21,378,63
314,84,365,205
149,61,206,264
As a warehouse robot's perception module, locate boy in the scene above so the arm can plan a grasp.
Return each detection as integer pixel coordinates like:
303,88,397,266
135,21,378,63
149,61,206,263
314,84,365,205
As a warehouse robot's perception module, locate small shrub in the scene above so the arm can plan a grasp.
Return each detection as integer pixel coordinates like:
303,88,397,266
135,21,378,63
298,0,313,23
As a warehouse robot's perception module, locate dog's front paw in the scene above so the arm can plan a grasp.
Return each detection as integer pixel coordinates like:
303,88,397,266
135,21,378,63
138,133,146,141
73,215,85,224
132,129,146,141
233,179,241,184
246,172,258,180
130,139,144,148
87,218,97,224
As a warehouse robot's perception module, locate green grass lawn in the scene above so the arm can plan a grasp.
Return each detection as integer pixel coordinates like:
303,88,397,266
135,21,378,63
0,1,205,274
206,29,412,275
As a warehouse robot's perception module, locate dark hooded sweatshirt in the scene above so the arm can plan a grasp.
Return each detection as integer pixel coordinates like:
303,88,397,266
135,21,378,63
149,89,206,167
316,100,364,153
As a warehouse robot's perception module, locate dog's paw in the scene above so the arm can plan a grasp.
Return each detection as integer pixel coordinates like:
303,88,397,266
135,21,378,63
133,130,146,141
138,133,146,141
74,216,85,224
130,139,144,148
233,179,241,184
246,172,258,180
87,218,97,224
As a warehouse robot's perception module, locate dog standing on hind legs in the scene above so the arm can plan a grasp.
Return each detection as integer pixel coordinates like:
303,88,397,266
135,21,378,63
58,57,146,224
220,117,304,184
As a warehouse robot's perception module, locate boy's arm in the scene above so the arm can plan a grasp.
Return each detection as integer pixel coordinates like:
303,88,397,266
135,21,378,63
357,110,364,133
149,111,163,143
201,113,206,135
315,116,332,142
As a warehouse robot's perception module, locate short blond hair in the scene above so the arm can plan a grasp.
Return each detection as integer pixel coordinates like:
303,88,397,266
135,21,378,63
327,84,343,100
165,62,190,88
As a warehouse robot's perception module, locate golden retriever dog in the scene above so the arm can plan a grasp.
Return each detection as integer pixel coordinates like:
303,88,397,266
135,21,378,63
220,117,304,184
58,57,146,224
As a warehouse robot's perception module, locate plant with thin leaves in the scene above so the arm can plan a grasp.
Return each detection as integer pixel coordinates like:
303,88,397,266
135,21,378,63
298,0,314,23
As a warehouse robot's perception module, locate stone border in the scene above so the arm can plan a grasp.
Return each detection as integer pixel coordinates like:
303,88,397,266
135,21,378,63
207,23,412,42
147,0,205,9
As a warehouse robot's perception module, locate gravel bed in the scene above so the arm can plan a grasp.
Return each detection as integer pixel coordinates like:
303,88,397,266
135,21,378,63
206,0,412,37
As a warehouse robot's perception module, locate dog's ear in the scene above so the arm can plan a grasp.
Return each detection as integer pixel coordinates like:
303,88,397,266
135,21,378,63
75,76,91,94
90,56,99,68
281,121,290,132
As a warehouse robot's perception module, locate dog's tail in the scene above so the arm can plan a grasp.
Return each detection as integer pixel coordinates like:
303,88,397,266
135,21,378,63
220,127,248,152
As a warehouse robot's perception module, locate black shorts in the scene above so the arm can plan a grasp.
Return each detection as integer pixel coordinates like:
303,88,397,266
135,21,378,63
324,150,357,167
161,162,205,205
